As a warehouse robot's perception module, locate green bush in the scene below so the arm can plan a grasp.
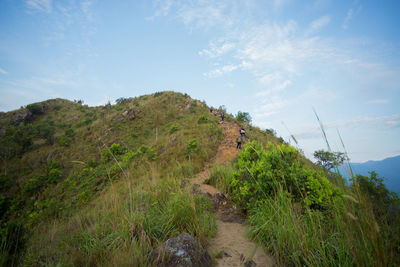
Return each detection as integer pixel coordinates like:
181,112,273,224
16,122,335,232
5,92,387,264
0,175,13,192
36,122,55,143
197,115,208,124
23,176,46,194
75,118,92,128
65,128,74,137
154,92,164,97
47,159,62,170
26,104,44,115
229,141,340,210
110,143,124,155
48,169,62,183
58,136,71,147
235,111,251,123
169,124,180,134
115,97,130,104
185,139,199,159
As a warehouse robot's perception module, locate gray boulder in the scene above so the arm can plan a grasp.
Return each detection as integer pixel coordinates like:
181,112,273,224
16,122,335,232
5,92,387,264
152,233,211,267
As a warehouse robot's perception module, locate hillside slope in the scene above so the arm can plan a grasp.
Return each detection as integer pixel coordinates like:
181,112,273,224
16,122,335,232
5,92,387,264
340,156,400,194
1,91,398,266
0,92,232,265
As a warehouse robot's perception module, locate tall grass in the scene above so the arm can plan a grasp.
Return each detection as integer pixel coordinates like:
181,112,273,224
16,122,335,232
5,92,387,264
210,141,397,266
23,175,216,266
0,92,222,265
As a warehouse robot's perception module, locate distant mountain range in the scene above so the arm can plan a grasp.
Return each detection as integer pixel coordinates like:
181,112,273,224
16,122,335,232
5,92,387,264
340,155,400,195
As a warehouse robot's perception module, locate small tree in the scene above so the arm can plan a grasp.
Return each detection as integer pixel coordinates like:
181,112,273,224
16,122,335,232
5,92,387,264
115,97,129,104
236,111,252,123
26,104,44,115
313,150,347,171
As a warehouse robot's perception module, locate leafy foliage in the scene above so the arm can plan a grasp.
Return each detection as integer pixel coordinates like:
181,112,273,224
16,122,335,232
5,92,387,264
229,141,340,210
185,139,199,159
235,111,252,123
26,104,44,115
313,149,348,170
115,97,130,104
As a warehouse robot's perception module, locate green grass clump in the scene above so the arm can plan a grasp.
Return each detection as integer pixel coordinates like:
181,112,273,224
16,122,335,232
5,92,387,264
22,177,216,266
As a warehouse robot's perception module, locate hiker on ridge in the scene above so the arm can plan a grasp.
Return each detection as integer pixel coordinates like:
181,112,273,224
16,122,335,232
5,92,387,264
236,136,242,150
240,128,246,137
221,112,224,121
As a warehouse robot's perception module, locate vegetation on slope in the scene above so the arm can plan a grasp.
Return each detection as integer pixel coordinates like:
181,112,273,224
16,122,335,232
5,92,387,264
0,92,222,265
1,91,398,266
207,141,400,266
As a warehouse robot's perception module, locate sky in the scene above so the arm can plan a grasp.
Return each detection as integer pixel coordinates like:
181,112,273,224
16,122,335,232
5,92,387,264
0,0,399,163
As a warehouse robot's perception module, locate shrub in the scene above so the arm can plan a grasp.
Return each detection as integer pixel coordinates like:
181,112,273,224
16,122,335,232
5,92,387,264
26,104,44,115
265,128,276,136
185,139,199,159
189,103,197,114
58,136,71,147
36,122,55,143
48,169,62,183
169,124,180,134
229,141,340,210
65,128,74,137
115,97,130,104
23,176,46,194
87,158,99,168
47,159,62,170
110,143,124,155
75,118,92,128
197,115,208,124
236,111,251,123
0,175,13,192
154,92,164,97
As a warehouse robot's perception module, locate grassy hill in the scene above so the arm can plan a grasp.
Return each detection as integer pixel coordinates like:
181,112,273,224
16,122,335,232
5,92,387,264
0,91,399,266
0,92,231,265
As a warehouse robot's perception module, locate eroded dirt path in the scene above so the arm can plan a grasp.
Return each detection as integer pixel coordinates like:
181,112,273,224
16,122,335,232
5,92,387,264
189,120,273,267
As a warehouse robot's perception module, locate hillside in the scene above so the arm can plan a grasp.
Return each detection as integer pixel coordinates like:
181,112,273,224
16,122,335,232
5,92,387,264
0,91,399,266
340,156,400,194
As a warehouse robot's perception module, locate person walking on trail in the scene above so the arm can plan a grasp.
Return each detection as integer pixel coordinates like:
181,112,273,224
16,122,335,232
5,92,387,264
221,112,225,121
210,107,213,113
240,128,246,137
236,136,242,150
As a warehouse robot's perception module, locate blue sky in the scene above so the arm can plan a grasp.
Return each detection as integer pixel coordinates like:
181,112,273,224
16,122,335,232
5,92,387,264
0,0,399,163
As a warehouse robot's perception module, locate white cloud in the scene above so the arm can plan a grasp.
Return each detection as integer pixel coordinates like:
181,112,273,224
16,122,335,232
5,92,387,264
273,0,289,8
148,0,235,29
366,99,389,104
0,68,8,75
199,42,235,58
343,4,362,29
204,64,239,77
26,0,52,13
307,15,331,34
254,97,289,120
146,0,174,20
256,80,291,97
342,8,353,29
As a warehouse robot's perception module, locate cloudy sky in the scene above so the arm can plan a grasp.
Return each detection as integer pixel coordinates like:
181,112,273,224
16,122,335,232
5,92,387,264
0,0,399,162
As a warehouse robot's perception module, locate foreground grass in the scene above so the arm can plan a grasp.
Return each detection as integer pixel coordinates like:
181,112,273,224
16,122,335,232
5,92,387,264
23,172,216,266
207,141,399,266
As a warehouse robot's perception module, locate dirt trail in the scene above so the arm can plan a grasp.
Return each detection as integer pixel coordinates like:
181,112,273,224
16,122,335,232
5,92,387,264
190,120,273,267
